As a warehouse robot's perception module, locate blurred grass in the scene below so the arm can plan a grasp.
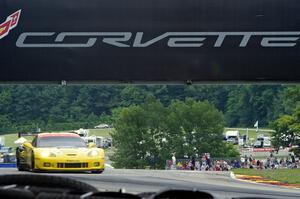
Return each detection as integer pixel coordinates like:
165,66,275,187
233,168,300,184
0,133,19,148
88,128,113,138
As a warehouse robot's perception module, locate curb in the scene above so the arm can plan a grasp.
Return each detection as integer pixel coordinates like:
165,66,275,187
230,171,300,189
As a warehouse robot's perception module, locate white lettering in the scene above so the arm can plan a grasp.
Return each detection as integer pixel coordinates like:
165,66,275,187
16,31,300,48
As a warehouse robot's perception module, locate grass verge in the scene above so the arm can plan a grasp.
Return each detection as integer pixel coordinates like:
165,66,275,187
88,128,113,138
233,168,300,185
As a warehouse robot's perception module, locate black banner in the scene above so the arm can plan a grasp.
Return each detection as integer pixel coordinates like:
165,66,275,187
1,0,300,82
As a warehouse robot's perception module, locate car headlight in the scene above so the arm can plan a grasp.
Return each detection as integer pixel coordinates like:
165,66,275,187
40,151,56,158
88,150,99,157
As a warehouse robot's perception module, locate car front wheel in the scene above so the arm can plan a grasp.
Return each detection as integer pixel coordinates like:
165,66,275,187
31,154,37,172
16,158,27,171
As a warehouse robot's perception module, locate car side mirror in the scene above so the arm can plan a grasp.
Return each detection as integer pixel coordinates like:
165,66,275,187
88,142,96,148
23,142,33,149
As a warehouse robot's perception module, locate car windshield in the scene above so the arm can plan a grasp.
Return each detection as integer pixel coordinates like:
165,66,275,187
0,84,300,196
37,136,87,148
1,1,300,197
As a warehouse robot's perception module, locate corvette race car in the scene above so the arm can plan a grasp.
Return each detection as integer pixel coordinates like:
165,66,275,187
16,132,105,173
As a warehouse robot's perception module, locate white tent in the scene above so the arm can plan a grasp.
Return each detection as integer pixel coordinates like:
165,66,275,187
14,137,27,144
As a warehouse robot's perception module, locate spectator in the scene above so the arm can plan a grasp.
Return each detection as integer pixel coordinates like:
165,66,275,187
195,160,200,170
167,160,172,170
270,151,274,158
221,161,230,171
256,159,260,169
259,160,264,170
251,158,256,166
249,155,253,163
191,156,195,170
177,161,183,170
214,161,220,171
244,155,248,167
188,161,192,170
290,154,296,168
201,162,207,171
283,158,287,167
172,153,176,170
266,158,270,169
240,157,245,167
233,160,241,168
206,155,211,170
279,158,283,164
183,161,188,170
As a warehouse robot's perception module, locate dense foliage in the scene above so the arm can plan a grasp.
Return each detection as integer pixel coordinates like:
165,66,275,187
111,97,239,169
272,102,300,150
1,84,300,167
0,84,297,133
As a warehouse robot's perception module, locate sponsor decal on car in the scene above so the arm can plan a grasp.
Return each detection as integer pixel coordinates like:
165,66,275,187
0,10,21,40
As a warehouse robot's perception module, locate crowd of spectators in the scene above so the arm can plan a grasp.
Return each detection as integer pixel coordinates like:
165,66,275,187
240,153,298,169
166,152,299,171
166,153,234,171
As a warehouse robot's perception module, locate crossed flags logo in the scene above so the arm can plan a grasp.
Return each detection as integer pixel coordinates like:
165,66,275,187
0,10,21,40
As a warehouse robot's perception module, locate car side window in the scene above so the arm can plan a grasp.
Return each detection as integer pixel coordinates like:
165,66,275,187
31,137,37,147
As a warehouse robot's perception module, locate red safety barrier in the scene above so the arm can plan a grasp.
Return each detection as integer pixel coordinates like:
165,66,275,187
253,148,274,152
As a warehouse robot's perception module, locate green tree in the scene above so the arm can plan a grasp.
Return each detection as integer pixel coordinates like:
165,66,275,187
272,115,295,150
119,86,149,107
225,85,281,127
111,106,149,168
111,97,239,169
165,98,235,158
272,103,300,150
0,115,12,132
277,86,300,115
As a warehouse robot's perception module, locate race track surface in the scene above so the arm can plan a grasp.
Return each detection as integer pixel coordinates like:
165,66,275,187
0,168,299,198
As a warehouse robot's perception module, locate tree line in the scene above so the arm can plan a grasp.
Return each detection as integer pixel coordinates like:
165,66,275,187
0,84,298,133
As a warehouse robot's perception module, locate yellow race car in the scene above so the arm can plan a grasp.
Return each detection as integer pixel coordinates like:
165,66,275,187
16,132,105,173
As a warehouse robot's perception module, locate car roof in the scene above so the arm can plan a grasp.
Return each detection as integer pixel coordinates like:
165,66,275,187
37,132,80,138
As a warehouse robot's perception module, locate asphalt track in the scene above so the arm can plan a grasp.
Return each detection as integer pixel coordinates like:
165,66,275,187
0,168,300,198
